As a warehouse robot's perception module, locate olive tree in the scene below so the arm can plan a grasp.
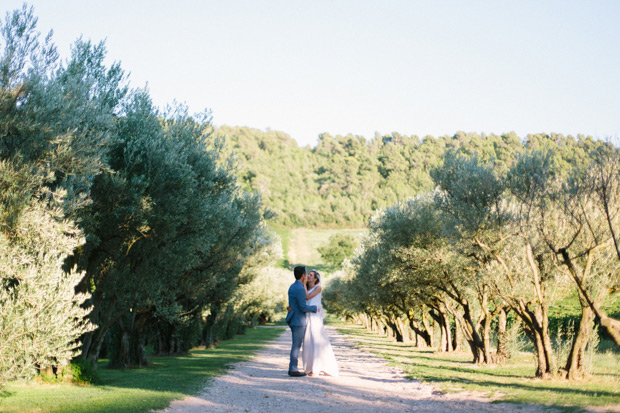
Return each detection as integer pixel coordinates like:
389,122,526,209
432,151,564,377
570,144,620,345
72,91,274,367
0,5,121,383
0,199,94,387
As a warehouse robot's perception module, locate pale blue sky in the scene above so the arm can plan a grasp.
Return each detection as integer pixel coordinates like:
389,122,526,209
4,1,620,146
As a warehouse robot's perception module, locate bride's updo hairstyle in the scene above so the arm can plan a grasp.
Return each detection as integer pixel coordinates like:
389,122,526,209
310,270,320,286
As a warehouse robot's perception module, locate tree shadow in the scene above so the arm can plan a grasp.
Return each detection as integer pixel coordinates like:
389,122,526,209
417,374,620,399
336,324,620,409
0,389,15,398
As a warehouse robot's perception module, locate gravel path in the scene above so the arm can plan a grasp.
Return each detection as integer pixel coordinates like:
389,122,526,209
157,326,559,412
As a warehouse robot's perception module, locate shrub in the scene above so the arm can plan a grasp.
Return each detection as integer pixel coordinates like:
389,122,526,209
59,358,99,384
318,234,358,267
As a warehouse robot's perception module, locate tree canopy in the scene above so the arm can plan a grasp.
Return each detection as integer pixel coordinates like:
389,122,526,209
217,127,600,229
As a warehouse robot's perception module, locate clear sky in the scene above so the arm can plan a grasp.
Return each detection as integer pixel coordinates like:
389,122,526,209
4,0,620,146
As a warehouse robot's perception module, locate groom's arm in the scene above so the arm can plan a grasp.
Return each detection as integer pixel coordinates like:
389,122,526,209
295,286,317,313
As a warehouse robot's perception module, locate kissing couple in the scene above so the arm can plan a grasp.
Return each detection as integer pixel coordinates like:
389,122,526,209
285,266,339,377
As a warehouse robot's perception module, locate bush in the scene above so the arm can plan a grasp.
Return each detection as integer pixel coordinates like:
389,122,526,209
59,358,99,384
318,234,358,267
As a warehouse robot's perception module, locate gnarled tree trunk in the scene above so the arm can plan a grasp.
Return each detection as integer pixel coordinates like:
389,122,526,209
108,312,149,369
201,307,219,349
397,317,410,344
408,318,432,347
459,300,486,363
515,303,555,378
495,307,510,363
564,302,595,380
558,248,620,346
430,307,453,352
452,312,463,352
384,317,403,342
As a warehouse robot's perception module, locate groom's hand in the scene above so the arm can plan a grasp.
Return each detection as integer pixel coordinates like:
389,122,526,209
287,306,292,312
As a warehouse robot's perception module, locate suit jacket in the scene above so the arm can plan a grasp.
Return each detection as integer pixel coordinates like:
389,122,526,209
286,280,318,326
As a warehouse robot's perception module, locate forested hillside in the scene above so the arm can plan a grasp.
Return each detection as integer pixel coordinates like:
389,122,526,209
217,126,599,228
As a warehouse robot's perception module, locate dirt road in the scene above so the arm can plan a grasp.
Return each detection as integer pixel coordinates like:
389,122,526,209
158,326,558,412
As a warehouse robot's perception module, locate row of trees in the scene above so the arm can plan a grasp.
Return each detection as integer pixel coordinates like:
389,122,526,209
0,5,285,387
324,136,620,380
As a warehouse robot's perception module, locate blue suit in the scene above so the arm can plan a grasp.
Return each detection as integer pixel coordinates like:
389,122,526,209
287,280,317,372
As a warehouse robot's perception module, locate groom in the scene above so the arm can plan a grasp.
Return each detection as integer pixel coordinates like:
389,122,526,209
286,266,318,377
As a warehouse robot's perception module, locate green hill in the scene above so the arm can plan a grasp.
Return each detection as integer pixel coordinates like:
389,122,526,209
217,126,596,228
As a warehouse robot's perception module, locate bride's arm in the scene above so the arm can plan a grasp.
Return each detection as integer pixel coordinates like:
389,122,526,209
305,285,322,300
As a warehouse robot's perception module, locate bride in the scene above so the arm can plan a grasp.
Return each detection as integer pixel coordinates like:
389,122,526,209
302,270,339,376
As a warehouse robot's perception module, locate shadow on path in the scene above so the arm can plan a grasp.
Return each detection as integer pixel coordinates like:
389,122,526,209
159,327,561,413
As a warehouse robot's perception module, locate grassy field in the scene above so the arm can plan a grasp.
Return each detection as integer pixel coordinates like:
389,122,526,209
0,327,285,413
333,320,620,412
271,227,366,273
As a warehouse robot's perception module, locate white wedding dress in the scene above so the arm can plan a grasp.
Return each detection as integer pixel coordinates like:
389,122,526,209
302,286,339,376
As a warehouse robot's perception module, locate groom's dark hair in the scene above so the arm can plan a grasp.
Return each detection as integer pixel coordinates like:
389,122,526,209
293,266,306,280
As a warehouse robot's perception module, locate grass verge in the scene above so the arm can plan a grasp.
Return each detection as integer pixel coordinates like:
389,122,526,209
334,321,620,412
0,326,285,413
270,226,292,269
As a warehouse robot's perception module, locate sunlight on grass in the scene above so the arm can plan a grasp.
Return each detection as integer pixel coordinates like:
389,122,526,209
0,327,285,413
288,228,366,273
335,321,620,411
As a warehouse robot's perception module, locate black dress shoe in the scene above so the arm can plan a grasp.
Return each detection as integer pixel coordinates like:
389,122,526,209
288,371,307,377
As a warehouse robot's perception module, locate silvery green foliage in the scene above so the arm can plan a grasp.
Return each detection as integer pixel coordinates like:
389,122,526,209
232,264,289,324
0,197,94,387
0,6,119,382
75,94,274,365
201,227,283,337
0,5,127,219
0,5,277,371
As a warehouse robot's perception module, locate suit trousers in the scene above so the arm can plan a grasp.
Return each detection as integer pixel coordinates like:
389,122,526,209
289,325,306,372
